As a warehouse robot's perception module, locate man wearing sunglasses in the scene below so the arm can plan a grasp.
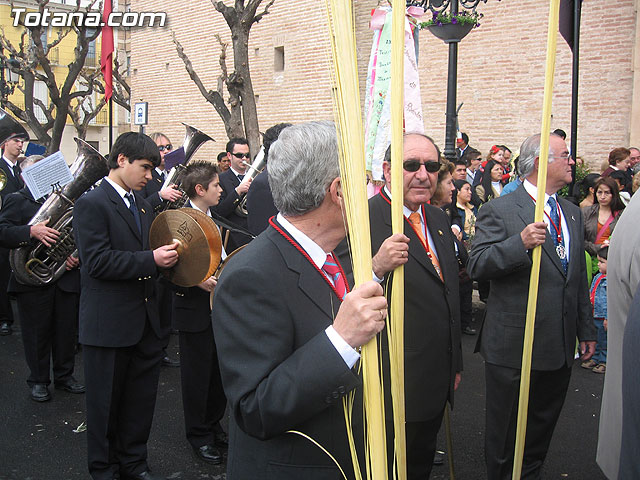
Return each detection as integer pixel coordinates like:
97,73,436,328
367,133,463,479
213,138,253,251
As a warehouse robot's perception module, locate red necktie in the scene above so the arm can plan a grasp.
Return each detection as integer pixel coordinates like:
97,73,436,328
322,253,347,300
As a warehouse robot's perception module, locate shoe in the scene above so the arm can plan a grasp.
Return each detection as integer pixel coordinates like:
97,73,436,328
192,444,222,465
214,431,229,449
433,450,445,466
54,378,86,394
0,321,12,336
161,355,180,367
462,326,477,335
593,363,606,374
581,359,597,369
122,471,165,480
30,384,51,402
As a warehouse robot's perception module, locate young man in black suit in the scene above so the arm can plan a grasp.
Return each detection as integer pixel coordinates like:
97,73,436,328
74,132,179,480
0,155,84,403
0,110,30,335
172,161,227,465
212,137,253,251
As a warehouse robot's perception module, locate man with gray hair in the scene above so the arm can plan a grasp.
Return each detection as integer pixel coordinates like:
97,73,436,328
212,121,387,479
468,133,596,479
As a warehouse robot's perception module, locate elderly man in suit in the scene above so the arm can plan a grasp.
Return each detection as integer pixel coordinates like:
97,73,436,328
74,132,179,480
467,133,596,480
597,190,640,479
366,133,462,479
212,121,387,479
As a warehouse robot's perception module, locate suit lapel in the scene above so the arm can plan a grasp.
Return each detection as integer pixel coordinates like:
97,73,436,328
102,181,143,243
424,205,451,283
514,185,566,276
268,222,340,321
134,191,149,247
559,197,580,279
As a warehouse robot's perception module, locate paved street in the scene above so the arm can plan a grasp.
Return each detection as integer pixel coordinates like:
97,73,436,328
0,300,607,480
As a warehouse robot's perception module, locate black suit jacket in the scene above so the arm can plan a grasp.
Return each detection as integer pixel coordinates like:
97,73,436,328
0,188,79,293
212,169,251,250
0,158,23,200
212,220,362,479
368,191,462,422
467,184,596,370
139,169,165,211
74,180,162,347
246,167,277,236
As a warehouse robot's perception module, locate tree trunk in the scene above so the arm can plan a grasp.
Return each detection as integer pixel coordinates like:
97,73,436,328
232,27,260,157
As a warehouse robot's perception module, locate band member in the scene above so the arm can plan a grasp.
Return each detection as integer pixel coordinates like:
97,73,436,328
172,161,227,464
366,134,462,479
213,138,253,251
0,109,29,336
0,155,84,402
212,121,387,479
74,132,179,480
142,132,183,368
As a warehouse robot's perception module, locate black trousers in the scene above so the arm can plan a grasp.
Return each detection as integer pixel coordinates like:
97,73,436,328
484,362,572,480
178,324,227,448
0,248,14,325
15,285,78,386
83,322,164,480
459,277,473,329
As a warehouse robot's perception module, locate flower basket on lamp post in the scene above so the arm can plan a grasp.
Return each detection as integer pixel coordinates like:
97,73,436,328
426,22,474,43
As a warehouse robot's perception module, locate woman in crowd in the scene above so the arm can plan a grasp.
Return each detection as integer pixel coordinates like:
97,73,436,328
602,147,631,180
475,159,503,203
582,176,625,273
453,179,477,244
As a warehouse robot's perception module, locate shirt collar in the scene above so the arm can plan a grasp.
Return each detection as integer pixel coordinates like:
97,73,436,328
230,166,245,178
383,186,424,222
3,155,17,169
188,199,211,217
104,176,131,201
276,213,328,270
523,179,557,205
155,167,165,176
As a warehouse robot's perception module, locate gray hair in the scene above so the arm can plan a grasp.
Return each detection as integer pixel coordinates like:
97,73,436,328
268,121,339,216
20,154,44,170
518,133,559,178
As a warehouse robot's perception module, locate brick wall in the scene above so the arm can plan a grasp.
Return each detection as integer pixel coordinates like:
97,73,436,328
131,0,637,171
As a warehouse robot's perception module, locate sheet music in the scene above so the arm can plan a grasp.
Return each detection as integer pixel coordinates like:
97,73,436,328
22,151,73,200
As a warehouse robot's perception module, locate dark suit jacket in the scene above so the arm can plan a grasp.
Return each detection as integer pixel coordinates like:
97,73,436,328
74,180,162,347
368,191,462,422
246,167,277,236
212,220,362,480
0,158,23,200
0,188,79,293
139,169,165,211
467,184,596,370
212,169,251,250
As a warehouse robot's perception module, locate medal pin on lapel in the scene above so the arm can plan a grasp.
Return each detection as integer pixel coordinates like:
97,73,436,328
141,208,146,214
438,230,443,236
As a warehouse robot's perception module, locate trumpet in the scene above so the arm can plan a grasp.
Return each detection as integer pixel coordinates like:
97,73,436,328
160,123,215,211
235,146,266,217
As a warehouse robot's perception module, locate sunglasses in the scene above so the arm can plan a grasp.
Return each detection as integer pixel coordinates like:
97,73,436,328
403,160,440,173
158,144,172,152
231,152,251,159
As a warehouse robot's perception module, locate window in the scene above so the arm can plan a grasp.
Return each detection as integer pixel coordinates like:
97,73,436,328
33,80,49,122
274,46,284,72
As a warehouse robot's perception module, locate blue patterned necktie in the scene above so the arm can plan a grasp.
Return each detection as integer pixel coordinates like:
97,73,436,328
547,197,568,273
125,193,142,234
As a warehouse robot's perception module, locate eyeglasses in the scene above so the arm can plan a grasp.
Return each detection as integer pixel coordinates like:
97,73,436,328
158,144,172,152
231,152,251,159
403,160,440,173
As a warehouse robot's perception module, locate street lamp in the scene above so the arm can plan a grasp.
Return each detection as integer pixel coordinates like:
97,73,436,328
409,0,487,162
0,54,20,108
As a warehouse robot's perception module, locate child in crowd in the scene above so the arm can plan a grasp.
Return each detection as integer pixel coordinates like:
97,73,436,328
582,246,608,374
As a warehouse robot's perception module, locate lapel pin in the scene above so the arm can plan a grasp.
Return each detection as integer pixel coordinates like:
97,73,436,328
438,230,443,236
571,215,575,221
141,208,146,214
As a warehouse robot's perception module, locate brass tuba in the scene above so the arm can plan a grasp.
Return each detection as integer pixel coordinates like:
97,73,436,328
9,138,109,286
160,123,215,211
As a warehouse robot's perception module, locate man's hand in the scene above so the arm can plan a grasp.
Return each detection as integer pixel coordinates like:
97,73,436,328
604,319,608,331
235,177,252,196
579,341,597,361
197,276,217,293
451,225,462,242
454,372,462,391
30,219,59,247
333,281,387,349
520,222,547,250
153,242,179,268
372,233,410,279
159,185,183,202
65,254,80,271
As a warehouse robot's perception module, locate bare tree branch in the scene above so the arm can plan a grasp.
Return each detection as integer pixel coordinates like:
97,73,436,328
253,0,275,24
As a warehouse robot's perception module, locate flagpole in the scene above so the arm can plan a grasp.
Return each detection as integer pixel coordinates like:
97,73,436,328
569,0,581,180
108,97,113,151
